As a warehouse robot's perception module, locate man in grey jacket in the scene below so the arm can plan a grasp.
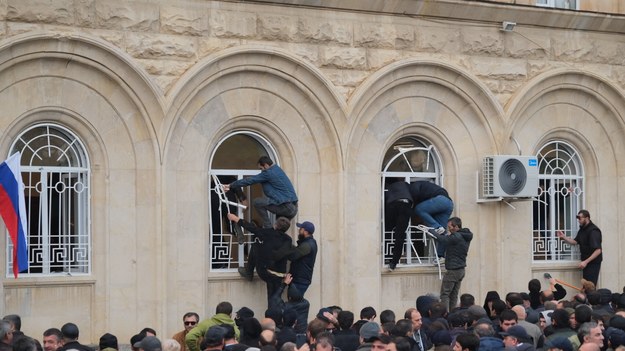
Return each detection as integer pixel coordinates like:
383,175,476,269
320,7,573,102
431,217,473,312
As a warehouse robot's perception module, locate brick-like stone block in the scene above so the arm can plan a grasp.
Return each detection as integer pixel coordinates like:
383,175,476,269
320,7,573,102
96,1,159,32
367,49,401,70
591,39,625,65
7,22,41,36
127,33,196,59
320,47,366,69
0,0,8,21
551,36,593,61
298,17,352,45
471,57,527,79
75,0,96,27
161,5,208,36
322,68,368,87
278,43,319,66
355,23,414,49
416,26,461,53
258,14,298,41
7,0,74,25
210,10,256,38
460,28,503,55
504,32,549,59
138,58,194,76
197,37,240,58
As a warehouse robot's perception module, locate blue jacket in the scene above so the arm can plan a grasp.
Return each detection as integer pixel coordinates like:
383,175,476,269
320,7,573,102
478,337,504,351
230,165,297,205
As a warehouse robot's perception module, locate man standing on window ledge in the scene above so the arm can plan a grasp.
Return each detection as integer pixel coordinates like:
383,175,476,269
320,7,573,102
384,179,413,271
224,156,298,229
557,209,602,286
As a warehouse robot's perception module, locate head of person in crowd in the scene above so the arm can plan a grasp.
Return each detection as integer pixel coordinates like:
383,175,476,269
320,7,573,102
539,311,553,332
490,300,507,319
216,301,234,317
99,333,118,351
141,328,157,337
0,321,13,346
42,328,63,351
2,315,21,333
361,307,377,321
390,319,413,338
264,307,282,330
545,337,573,351
505,293,523,308
359,322,383,344
473,321,496,338
259,330,276,347
241,318,263,347
12,336,38,351
314,332,336,351
429,302,448,320
460,294,475,309
575,305,593,326
498,309,518,332
448,311,468,330
404,308,423,334
282,309,298,329
280,342,296,351
500,325,531,349
338,311,354,331
416,295,438,318
130,334,144,351
306,318,328,345
134,336,162,351
380,310,396,324
60,323,80,342
453,333,480,351
431,330,452,348
182,312,200,332
606,328,625,350
162,339,180,351
551,309,572,330
387,336,411,351
482,291,501,317
200,326,225,351
260,318,277,332
235,307,255,327
528,279,541,294
578,322,604,348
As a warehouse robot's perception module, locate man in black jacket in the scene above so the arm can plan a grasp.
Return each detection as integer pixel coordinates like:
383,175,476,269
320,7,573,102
287,221,317,296
557,209,602,286
57,323,94,351
431,217,472,312
228,213,293,304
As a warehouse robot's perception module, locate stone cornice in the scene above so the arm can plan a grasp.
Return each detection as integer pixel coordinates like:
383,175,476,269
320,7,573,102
233,0,625,34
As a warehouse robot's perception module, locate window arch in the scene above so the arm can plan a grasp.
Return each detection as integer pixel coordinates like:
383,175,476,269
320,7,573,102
208,131,279,271
533,140,584,261
7,123,91,276
381,136,443,267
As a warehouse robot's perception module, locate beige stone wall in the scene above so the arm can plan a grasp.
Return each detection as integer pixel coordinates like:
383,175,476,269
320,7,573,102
0,0,623,344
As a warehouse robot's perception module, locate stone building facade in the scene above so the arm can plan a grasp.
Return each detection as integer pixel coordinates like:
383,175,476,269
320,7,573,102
0,0,624,344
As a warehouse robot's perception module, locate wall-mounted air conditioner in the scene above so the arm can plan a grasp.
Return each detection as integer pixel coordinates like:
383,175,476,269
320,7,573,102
482,156,539,198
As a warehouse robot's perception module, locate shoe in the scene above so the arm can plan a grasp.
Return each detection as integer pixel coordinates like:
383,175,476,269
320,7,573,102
433,257,445,265
388,262,397,271
233,222,245,244
435,227,446,235
238,267,253,281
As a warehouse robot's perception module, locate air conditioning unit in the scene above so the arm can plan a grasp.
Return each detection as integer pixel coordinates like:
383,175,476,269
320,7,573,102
482,156,539,198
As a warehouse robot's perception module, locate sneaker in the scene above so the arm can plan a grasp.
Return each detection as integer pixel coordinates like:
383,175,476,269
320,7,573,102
435,227,446,235
388,262,397,271
433,257,445,265
238,267,253,281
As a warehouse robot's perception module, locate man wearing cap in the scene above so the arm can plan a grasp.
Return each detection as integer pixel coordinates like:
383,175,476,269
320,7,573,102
286,221,318,296
200,326,226,351
357,322,386,351
500,325,536,351
134,336,162,351
57,323,94,351
172,312,199,351
186,302,239,351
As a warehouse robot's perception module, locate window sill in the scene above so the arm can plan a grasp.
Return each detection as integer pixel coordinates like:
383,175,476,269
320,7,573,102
3,275,95,288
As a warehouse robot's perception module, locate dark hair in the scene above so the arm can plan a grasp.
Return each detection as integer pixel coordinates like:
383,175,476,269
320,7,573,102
43,328,63,340
216,301,233,315
499,309,518,323
315,332,335,347
390,337,411,351
61,323,79,340
220,324,236,340
3,315,21,331
360,307,377,320
307,319,327,341
12,336,38,351
140,328,156,336
380,310,396,324
448,217,462,228
430,302,447,319
505,293,523,307
455,333,480,351
551,309,570,328
338,311,354,330
587,291,601,305
492,300,507,316
274,217,291,232
258,156,274,167
448,311,468,328
578,210,590,219
575,305,592,324
390,319,412,337
528,279,541,293
183,312,200,321
460,294,475,308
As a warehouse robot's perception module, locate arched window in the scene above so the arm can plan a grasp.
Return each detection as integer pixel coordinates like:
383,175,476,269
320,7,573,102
533,141,584,261
209,132,279,271
381,137,443,267
7,123,91,276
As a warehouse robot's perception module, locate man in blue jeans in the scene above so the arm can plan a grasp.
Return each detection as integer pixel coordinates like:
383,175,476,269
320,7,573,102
225,156,298,228
408,181,454,261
